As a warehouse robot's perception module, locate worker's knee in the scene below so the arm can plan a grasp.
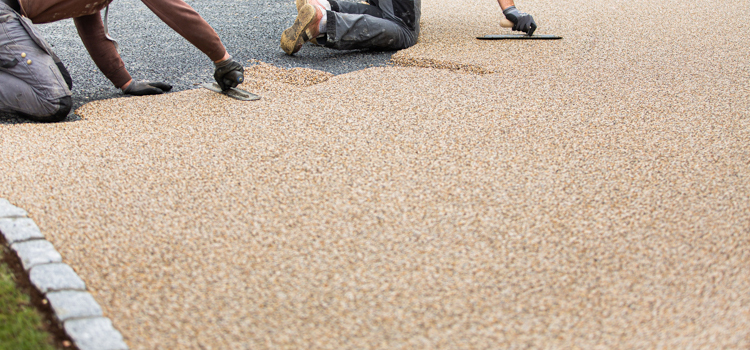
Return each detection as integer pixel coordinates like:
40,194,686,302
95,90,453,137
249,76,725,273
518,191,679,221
45,95,73,122
18,95,72,122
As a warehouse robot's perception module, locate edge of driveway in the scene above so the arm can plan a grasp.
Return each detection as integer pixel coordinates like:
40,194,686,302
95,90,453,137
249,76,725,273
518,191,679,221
0,198,129,350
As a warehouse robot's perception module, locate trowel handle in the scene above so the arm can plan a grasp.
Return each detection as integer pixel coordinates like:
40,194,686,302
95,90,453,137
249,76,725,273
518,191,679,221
500,18,513,28
224,70,244,87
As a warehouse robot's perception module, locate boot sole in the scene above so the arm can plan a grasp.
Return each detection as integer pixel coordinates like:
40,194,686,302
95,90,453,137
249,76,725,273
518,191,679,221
295,0,320,45
296,0,306,11
281,4,316,55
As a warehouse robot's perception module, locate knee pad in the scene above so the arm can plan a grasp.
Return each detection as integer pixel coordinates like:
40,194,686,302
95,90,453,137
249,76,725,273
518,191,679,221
18,96,72,123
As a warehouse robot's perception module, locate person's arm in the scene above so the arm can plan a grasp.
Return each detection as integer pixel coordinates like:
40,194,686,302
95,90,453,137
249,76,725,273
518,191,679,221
496,0,536,35
73,14,131,89
140,0,243,90
74,14,171,95
139,0,226,61
497,0,515,10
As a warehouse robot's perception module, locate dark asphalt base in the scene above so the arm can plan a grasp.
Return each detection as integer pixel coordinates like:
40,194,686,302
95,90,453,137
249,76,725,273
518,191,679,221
1,0,392,123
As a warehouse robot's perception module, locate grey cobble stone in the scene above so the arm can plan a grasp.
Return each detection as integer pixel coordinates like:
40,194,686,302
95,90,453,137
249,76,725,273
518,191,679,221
1,199,127,349
0,218,44,244
10,239,63,271
0,198,28,218
29,263,86,293
46,291,103,322
64,317,129,350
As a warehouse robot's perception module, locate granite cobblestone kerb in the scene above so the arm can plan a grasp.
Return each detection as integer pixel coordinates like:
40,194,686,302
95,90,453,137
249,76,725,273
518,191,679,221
0,198,129,350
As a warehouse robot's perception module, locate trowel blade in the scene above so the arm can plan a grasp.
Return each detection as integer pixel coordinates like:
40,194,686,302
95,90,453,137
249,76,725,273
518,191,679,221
477,34,562,40
201,83,261,101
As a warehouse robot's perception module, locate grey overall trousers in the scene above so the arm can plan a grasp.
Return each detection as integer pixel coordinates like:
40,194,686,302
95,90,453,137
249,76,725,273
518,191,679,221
323,0,420,51
0,1,72,122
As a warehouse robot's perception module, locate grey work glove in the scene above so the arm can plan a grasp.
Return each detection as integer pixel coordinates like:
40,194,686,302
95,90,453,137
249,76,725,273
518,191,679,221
503,6,537,35
122,81,172,95
214,56,244,91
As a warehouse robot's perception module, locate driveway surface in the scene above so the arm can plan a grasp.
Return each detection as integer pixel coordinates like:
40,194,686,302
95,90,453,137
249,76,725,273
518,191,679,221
1,0,749,349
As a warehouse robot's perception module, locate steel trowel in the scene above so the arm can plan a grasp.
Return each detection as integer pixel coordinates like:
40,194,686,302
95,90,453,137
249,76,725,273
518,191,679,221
201,71,260,101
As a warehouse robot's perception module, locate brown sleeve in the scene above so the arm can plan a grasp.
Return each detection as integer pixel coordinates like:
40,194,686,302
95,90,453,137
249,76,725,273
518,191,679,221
74,13,132,89
140,0,227,62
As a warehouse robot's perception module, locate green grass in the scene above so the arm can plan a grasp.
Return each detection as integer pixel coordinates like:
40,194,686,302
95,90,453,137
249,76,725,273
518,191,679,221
0,253,57,350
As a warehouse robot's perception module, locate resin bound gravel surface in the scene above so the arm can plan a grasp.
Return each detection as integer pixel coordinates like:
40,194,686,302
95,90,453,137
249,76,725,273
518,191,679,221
2,0,750,348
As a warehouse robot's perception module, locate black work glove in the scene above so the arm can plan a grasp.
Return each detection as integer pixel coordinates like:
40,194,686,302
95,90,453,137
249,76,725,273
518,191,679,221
122,81,172,96
214,56,245,91
503,6,537,35
214,57,244,91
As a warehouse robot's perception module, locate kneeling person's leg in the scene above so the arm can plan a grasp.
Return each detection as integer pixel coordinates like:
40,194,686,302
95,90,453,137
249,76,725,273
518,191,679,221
0,7,72,122
323,12,416,51
329,0,385,17
0,73,71,122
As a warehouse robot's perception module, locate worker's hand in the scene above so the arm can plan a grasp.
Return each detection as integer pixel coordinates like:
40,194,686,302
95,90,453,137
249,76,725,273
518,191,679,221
122,81,172,95
503,6,537,35
214,57,244,91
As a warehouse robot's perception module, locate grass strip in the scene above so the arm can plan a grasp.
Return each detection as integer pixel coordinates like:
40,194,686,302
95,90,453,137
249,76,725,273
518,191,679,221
0,250,57,350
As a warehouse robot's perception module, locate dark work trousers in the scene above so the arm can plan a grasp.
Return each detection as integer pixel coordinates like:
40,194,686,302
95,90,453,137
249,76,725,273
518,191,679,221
0,2,72,121
323,0,420,51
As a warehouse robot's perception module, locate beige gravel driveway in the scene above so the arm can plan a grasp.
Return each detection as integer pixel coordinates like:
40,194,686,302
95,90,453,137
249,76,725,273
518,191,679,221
2,0,749,348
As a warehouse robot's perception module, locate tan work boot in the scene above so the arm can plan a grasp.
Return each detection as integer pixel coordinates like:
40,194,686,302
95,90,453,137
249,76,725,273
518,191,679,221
280,4,323,55
296,0,326,11
295,0,325,45
295,0,307,11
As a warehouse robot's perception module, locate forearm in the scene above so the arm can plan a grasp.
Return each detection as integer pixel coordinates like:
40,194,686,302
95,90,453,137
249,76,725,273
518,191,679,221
215,52,230,63
497,0,515,10
141,0,227,62
74,14,132,88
